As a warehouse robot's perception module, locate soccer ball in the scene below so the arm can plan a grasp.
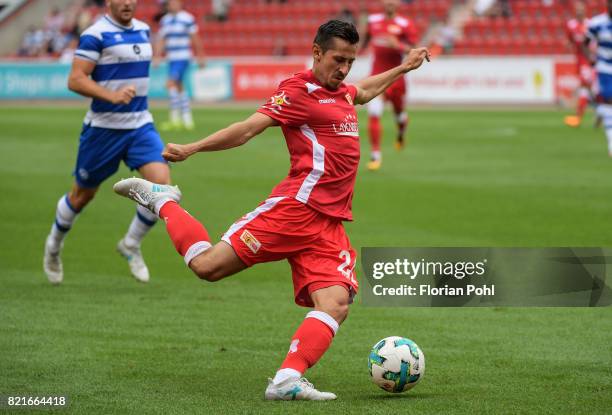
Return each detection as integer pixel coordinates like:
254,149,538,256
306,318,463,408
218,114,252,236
368,336,425,393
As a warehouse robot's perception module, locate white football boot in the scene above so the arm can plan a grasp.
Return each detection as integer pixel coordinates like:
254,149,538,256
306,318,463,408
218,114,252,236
43,237,63,285
113,178,182,214
264,377,337,401
116,238,150,283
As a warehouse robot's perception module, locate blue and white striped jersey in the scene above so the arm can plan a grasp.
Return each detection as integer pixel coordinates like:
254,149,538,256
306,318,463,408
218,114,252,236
158,10,198,62
587,13,612,76
75,15,153,129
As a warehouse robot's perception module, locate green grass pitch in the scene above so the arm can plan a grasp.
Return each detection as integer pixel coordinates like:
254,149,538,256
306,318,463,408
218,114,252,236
1,106,611,414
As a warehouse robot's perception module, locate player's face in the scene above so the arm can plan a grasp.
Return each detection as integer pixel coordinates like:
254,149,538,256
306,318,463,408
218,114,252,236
313,38,357,90
574,2,585,19
382,0,400,15
107,0,136,25
168,0,182,13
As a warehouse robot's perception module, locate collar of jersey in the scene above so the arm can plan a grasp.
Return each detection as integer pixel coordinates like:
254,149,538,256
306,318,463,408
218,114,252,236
104,14,134,31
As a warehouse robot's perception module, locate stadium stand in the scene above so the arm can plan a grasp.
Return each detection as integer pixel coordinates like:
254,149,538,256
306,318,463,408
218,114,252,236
137,0,452,56
4,0,605,58
455,0,604,55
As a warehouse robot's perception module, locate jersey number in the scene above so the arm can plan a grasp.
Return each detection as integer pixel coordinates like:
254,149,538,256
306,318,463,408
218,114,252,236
337,250,357,285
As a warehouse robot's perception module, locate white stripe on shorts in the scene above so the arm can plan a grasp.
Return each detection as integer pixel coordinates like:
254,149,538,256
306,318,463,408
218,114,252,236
221,197,286,245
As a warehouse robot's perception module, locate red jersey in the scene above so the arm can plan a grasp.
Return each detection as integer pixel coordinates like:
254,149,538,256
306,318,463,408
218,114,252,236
567,18,590,67
257,70,360,221
367,13,418,74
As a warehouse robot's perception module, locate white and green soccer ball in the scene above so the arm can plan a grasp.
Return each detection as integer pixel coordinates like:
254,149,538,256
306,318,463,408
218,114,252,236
368,336,425,393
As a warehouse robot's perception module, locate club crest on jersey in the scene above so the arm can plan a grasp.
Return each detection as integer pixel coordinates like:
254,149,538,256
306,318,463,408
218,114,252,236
345,93,353,105
240,230,261,254
133,44,141,54
114,34,123,42
265,91,291,115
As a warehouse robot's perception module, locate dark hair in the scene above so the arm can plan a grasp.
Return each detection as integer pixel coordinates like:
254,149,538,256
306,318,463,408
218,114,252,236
314,19,359,52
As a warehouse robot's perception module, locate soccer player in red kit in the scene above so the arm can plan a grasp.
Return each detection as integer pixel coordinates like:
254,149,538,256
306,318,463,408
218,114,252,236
361,0,418,170
564,1,595,128
114,20,429,400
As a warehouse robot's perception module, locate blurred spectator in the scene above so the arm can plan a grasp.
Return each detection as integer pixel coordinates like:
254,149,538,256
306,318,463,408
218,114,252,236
59,37,78,64
435,23,457,54
18,25,46,57
44,7,64,33
474,0,496,16
336,8,356,26
211,0,232,21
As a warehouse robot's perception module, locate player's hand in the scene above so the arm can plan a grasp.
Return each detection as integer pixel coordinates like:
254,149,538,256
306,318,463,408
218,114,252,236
163,143,195,162
402,47,431,72
111,85,136,105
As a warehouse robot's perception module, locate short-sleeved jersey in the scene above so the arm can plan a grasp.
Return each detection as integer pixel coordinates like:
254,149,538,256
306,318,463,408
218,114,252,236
567,18,590,66
257,70,360,221
158,10,197,62
367,13,418,75
587,13,612,76
75,15,153,129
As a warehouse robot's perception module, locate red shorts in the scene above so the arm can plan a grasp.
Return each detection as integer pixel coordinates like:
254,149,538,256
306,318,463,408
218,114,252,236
384,77,406,102
221,197,358,307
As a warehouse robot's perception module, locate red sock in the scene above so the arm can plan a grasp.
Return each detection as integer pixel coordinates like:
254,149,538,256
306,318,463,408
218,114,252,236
159,201,210,257
368,116,382,153
280,311,338,374
577,96,588,119
390,95,408,140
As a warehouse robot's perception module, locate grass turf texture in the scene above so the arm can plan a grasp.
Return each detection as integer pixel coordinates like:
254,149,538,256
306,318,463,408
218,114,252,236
1,106,611,414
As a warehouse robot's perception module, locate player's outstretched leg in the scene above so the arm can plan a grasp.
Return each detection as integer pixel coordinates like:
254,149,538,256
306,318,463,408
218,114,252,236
265,285,349,401
114,178,245,280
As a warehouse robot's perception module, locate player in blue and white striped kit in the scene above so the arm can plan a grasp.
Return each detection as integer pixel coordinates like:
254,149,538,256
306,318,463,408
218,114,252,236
43,0,177,285
155,0,204,131
586,1,612,156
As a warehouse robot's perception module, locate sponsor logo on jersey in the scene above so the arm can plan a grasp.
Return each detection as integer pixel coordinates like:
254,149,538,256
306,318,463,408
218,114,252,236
240,230,261,254
333,113,359,137
388,24,402,35
319,98,336,104
114,34,123,42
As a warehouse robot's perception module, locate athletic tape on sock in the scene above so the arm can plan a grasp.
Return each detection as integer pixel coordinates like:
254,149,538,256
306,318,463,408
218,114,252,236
305,311,339,335
184,241,212,266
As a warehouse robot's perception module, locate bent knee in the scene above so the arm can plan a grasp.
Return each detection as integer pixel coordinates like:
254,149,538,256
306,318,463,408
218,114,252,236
321,302,350,324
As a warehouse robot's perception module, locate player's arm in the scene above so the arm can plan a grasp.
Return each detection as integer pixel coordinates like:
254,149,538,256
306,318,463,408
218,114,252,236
354,47,430,105
191,32,206,67
67,58,135,104
153,33,165,66
163,112,278,162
